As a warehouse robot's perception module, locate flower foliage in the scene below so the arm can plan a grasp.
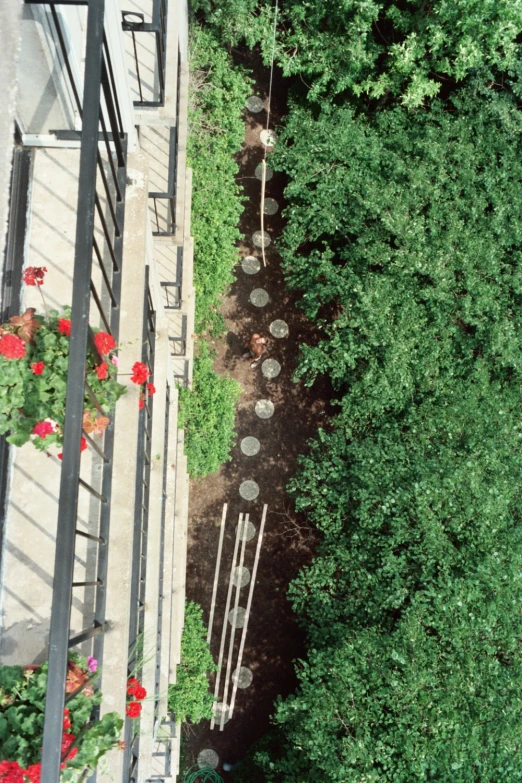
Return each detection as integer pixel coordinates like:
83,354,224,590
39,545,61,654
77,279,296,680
0,308,126,452
0,656,123,781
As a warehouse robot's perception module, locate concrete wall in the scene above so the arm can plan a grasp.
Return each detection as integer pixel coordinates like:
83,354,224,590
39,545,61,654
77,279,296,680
0,1,23,260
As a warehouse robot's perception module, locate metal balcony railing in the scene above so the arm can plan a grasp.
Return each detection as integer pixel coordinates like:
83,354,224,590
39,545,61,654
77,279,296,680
124,269,156,783
122,0,168,108
149,125,177,236
22,1,128,780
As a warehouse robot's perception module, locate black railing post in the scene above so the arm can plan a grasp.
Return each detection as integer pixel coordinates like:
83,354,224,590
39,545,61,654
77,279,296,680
40,1,106,780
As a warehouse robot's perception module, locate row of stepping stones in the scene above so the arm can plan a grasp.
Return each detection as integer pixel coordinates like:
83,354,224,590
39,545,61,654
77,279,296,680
197,93,281,772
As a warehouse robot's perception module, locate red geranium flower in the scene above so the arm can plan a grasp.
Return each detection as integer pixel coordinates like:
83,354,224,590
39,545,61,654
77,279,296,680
58,318,71,337
139,396,145,410
33,421,54,439
58,437,87,461
0,334,26,360
133,684,147,700
146,383,156,396
94,331,116,356
131,362,150,385
60,732,78,768
0,760,25,783
31,361,45,375
23,266,47,287
127,677,140,696
126,701,142,718
24,763,41,783
96,362,108,380
63,708,72,731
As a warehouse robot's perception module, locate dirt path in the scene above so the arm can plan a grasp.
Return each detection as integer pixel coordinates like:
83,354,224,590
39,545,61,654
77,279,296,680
184,50,332,775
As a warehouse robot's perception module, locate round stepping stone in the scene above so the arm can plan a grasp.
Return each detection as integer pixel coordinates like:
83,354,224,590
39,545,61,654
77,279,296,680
232,566,251,588
252,230,271,249
241,256,261,275
255,399,274,419
232,667,253,689
270,319,289,338
239,480,259,501
263,198,279,215
246,95,264,113
237,519,256,541
250,288,269,307
255,163,273,181
262,359,281,378
260,129,278,147
228,606,246,628
198,749,219,769
241,436,260,456
212,703,230,725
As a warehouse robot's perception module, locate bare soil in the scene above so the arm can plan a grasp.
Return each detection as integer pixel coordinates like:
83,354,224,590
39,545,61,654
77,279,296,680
184,49,333,776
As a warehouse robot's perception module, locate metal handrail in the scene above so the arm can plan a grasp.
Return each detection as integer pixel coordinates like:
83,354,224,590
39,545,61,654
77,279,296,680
124,269,156,782
122,0,168,108
20,1,128,779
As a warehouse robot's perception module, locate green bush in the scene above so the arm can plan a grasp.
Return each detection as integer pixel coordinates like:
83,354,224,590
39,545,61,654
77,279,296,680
189,25,253,333
178,342,241,478
168,601,217,725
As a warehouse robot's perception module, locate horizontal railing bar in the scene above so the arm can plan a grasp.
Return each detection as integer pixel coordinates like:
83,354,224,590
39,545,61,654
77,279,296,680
91,245,117,307
79,478,107,503
85,380,106,417
94,192,118,270
76,529,106,544
72,579,103,587
99,111,123,203
68,621,108,648
90,281,112,335
50,130,116,141
26,0,89,4
101,58,126,169
103,35,125,138
95,150,121,239
148,191,173,198
83,430,110,462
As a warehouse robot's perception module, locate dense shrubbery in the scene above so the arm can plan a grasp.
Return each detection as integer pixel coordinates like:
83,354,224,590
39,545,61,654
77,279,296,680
178,26,250,478
168,601,216,724
189,25,252,333
178,341,240,477
193,1,522,780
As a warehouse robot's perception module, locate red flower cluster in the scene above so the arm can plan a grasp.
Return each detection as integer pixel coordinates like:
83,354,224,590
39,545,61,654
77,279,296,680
32,421,54,439
0,761,41,783
96,362,108,380
94,331,116,356
127,677,147,700
58,437,87,461
58,318,71,337
126,676,147,718
0,761,24,783
126,701,142,718
63,708,72,731
60,732,78,767
138,382,156,410
0,334,26,360
31,362,45,375
23,266,47,287
130,362,150,385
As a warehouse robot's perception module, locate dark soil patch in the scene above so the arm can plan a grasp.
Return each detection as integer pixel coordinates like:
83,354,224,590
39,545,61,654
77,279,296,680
184,48,333,776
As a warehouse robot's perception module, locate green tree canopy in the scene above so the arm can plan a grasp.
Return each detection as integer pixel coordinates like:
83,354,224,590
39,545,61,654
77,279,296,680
192,0,522,105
